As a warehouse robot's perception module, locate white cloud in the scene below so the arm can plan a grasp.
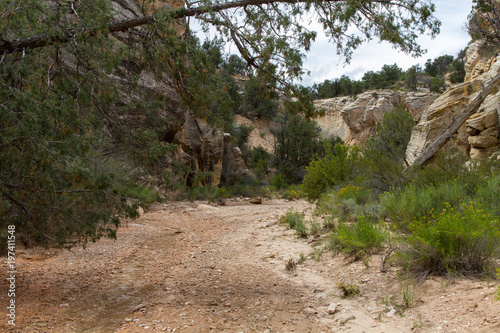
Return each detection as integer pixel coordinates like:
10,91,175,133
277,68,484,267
300,0,473,86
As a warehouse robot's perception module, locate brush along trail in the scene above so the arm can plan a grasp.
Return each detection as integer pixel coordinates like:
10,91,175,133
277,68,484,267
0,199,498,332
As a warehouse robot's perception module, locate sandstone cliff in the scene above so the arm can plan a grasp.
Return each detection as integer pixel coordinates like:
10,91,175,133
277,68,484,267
314,41,500,163
109,0,251,187
314,90,437,146
406,40,500,163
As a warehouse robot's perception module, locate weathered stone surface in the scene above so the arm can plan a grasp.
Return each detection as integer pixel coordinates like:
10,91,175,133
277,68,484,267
466,109,498,132
470,146,500,161
98,1,253,188
469,126,499,148
406,40,500,164
315,90,436,146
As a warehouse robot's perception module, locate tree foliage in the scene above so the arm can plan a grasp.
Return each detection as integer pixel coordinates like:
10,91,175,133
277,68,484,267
301,143,361,200
273,113,323,184
0,0,441,247
468,0,500,43
365,105,415,163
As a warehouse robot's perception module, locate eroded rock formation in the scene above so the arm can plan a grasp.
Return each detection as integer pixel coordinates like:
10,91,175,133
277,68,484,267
108,0,251,187
315,91,437,146
406,40,500,163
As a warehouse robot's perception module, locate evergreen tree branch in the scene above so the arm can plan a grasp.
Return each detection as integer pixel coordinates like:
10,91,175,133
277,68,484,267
0,0,437,54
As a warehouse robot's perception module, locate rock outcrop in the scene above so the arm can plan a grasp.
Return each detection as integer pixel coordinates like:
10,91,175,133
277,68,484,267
108,0,251,187
315,90,437,146
314,40,500,163
406,40,500,164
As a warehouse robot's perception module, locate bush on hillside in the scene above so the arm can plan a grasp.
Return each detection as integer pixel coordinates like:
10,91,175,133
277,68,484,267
365,105,415,164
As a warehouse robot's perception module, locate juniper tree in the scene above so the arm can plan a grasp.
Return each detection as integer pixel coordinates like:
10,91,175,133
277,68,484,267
0,0,441,247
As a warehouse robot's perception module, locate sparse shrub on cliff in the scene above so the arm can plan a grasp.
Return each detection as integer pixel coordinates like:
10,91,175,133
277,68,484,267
250,146,271,178
365,105,414,164
468,0,500,43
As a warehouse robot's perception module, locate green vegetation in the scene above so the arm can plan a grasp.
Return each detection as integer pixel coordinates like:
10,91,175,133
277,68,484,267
290,100,500,283
468,0,500,43
365,105,414,164
301,144,360,201
401,202,500,278
273,113,324,185
307,51,467,100
337,282,361,297
2,0,493,282
329,216,388,261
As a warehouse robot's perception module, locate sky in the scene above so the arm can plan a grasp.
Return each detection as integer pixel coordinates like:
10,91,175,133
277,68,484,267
301,0,474,86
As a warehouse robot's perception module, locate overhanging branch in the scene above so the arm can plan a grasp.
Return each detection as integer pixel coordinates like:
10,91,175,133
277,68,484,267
0,0,408,54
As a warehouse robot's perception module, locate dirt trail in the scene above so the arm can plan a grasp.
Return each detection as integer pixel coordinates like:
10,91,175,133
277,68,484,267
1,199,499,332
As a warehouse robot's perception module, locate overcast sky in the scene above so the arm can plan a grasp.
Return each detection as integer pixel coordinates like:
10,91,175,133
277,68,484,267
194,0,473,87
301,0,473,86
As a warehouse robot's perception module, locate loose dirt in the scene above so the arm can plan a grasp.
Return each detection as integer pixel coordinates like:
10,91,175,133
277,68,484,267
1,199,499,332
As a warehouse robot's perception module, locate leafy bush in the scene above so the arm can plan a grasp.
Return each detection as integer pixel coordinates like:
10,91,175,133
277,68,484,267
400,202,500,277
250,146,271,178
270,172,288,190
381,180,468,230
282,188,300,200
337,185,370,205
337,282,360,297
273,113,323,184
242,76,279,119
301,143,361,200
329,216,388,260
122,184,160,205
365,105,414,163
231,124,254,148
449,59,466,83
282,210,308,238
476,174,500,218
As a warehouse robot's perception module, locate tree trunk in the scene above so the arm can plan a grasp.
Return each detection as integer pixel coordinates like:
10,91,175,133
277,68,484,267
406,73,500,172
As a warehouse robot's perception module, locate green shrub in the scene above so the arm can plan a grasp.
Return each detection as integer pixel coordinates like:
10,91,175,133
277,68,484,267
250,146,271,178
282,210,308,238
271,172,287,190
301,143,361,200
329,216,388,260
400,202,500,277
365,105,414,163
274,113,323,184
381,180,468,230
315,186,381,223
121,184,159,204
337,185,370,205
282,188,300,200
476,174,500,218
337,282,360,297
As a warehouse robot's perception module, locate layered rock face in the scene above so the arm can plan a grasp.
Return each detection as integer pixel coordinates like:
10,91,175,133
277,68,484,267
315,91,437,146
315,40,500,163
406,40,500,163
108,0,251,187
